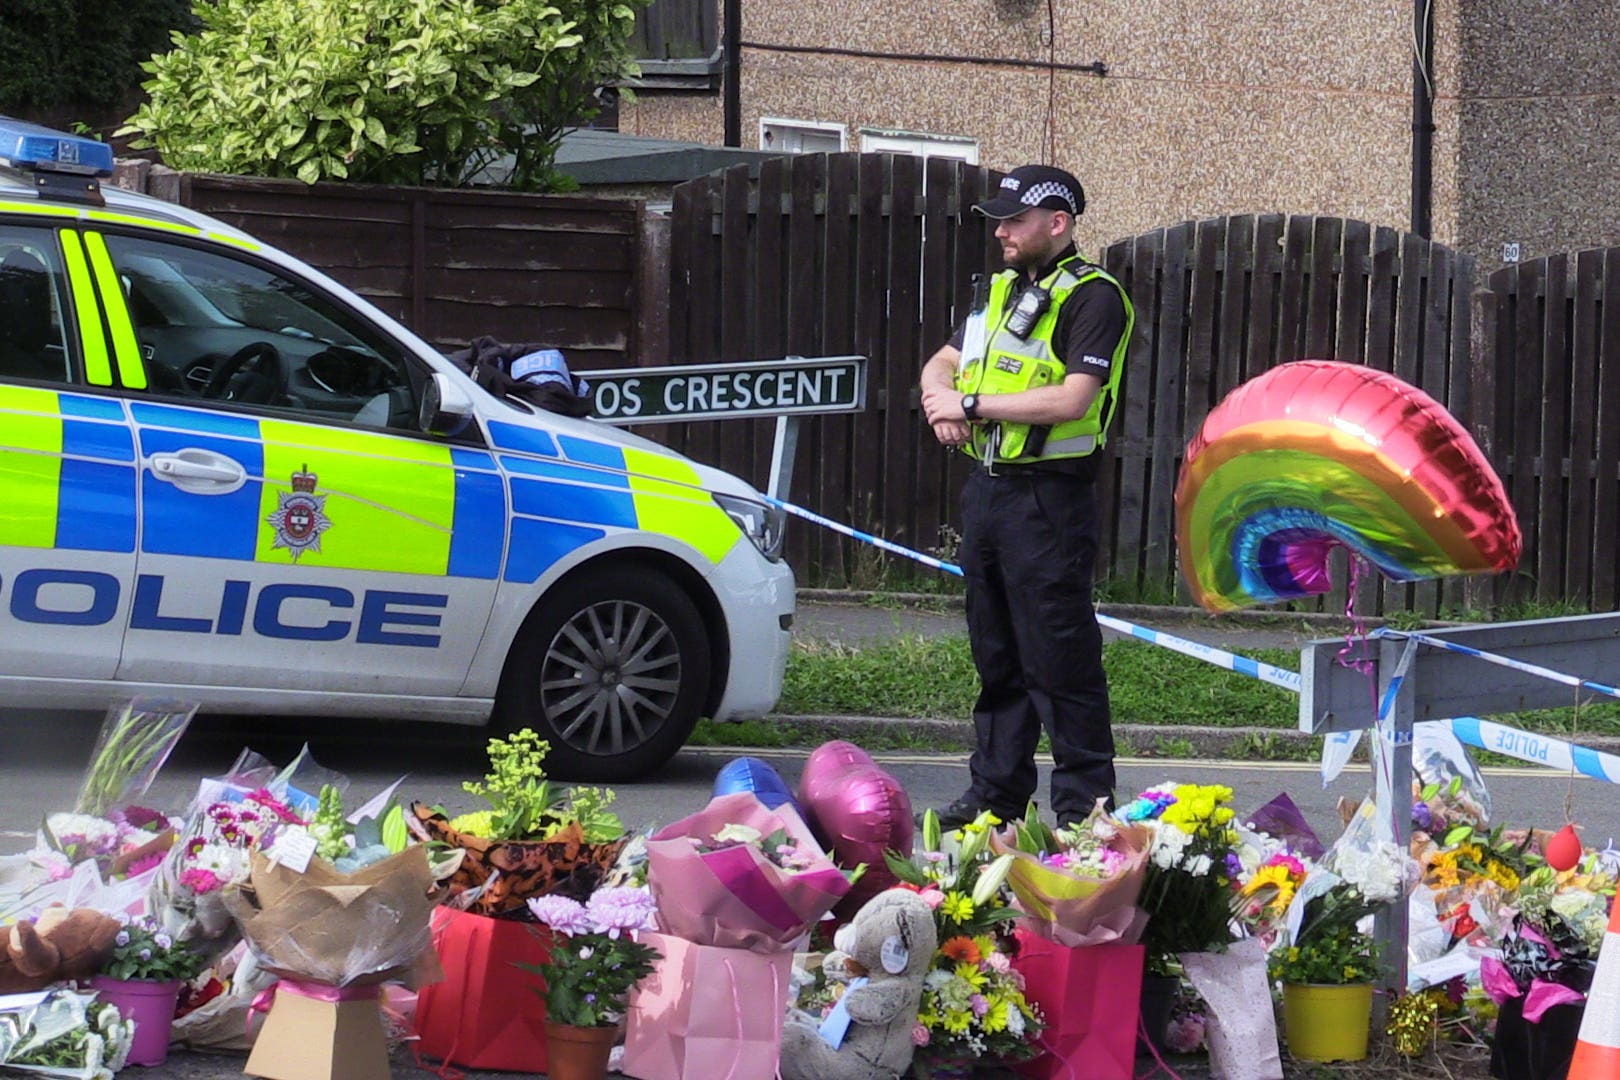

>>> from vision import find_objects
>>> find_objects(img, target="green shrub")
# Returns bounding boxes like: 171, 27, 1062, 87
120, 0, 644, 189
0, 0, 192, 111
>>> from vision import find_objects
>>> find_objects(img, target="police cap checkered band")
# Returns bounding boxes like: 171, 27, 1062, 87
973, 164, 1086, 219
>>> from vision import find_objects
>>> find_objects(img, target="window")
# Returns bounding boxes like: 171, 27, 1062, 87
859, 130, 979, 164
760, 119, 847, 155
101, 234, 418, 430
0, 225, 73, 385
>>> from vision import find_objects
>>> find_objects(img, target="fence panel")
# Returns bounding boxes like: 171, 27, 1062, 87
172, 174, 639, 367
1487, 248, 1620, 611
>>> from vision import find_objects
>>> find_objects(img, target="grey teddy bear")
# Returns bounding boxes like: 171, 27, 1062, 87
781, 889, 938, 1080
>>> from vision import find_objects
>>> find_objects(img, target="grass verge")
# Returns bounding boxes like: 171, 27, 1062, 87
691, 632, 1620, 755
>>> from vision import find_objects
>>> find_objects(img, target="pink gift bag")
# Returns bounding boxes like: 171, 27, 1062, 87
1011, 932, 1144, 1080
620, 931, 794, 1080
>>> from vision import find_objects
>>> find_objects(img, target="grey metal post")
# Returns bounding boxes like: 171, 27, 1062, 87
768, 415, 801, 500
1372, 635, 1415, 996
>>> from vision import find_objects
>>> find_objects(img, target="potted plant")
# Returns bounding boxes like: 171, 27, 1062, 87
1268, 880, 1384, 1063
521, 887, 662, 1080
89, 917, 205, 1067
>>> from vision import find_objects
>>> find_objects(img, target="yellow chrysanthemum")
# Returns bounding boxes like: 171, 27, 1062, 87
954, 961, 989, 990
941, 891, 975, 923
980, 993, 1009, 1033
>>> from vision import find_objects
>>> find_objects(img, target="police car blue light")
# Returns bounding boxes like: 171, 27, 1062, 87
0, 117, 115, 177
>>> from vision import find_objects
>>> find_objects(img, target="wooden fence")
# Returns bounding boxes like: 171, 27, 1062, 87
1102, 215, 1479, 616
151, 172, 644, 367
661, 153, 999, 583
1485, 249, 1620, 611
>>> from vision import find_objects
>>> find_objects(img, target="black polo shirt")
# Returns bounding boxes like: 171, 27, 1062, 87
947, 245, 1128, 382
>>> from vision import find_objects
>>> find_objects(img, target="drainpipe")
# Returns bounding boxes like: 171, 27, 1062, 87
723, 0, 741, 147
1410, 0, 1434, 238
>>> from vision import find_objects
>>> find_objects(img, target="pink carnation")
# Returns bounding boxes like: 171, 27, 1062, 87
986, 951, 1011, 974
180, 867, 223, 893
911, 1023, 930, 1047
918, 887, 945, 910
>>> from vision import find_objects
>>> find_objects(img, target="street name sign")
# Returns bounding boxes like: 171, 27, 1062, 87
587, 355, 866, 425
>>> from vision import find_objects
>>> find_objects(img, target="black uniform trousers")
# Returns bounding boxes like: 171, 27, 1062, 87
959, 465, 1115, 825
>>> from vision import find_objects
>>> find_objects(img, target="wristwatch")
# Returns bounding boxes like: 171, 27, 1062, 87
961, 393, 981, 421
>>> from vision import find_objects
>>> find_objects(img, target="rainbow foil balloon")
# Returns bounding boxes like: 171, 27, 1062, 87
1175, 360, 1521, 612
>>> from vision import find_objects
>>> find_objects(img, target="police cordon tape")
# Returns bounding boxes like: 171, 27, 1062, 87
767, 496, 1620, 785
768, 496, 1302, 691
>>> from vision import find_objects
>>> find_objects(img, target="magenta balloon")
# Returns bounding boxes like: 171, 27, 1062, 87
812, 763, 914, 873
796, 740, 878, 820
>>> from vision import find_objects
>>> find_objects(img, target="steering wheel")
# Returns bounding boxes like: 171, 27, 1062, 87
202, 342, 286, 404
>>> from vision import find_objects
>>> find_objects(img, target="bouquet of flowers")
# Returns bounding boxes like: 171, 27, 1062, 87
0, 990, 135, 1080
886, 809, 1043, 1073
989, 801, 1150, 946
522, 887, 661, 1027
1481, 852, 1617, 1016
38, 807, 179, 879
407, 729, 628, 914
148, 748, 321, 955
71, 700, 196, 820
1119, 783, 1241, 973
1231, 850, 1310, 945
646, 791, 852, 950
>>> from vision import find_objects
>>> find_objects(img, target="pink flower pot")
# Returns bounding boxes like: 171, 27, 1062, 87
90, 975, 182, 1067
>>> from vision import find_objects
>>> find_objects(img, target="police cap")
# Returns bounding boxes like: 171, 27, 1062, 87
973, 164, 1085, 219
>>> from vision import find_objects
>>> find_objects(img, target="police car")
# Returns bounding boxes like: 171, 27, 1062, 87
0, 117, 794, 780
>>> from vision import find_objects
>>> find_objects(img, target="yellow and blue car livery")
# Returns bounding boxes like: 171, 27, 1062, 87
0, 118, 794, 779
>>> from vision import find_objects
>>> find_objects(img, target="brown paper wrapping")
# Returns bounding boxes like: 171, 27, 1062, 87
224, 847, 443, 988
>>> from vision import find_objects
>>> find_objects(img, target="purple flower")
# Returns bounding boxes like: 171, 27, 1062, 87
1412, 801, 1434, 831
970, 994, 989, 1017
155, 932, 172, 950
585, 887, 657, 935
1224, 853, 1243, 879
114, 931, 131, 948
138, 948, 152, 962
527, 895, 592, 936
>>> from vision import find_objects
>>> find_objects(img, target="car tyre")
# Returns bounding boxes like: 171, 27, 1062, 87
496, 566, 711, 781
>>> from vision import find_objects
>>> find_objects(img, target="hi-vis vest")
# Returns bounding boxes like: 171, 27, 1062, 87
954, 257, 1134, 465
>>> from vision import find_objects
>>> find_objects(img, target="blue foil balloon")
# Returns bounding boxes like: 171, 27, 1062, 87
714, 756, 797, 811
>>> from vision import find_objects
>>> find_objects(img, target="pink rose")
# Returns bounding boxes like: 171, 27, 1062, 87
911, 1024, 930, 1047
918, 887, 945, 910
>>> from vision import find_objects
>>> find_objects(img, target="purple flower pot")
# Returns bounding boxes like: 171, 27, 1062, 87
90, 975, 181, 1067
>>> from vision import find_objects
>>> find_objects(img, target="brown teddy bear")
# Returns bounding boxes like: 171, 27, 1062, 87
0, 907, 123, 992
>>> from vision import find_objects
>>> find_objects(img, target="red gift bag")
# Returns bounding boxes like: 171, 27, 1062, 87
1011, 931, 1144, 1080
412, 907, 554, 1072
620, 931, 794, 1080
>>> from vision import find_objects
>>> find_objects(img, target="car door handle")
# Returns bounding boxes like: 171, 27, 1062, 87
149, 448, 248, 495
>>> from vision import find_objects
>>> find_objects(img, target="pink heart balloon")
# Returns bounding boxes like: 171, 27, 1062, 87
797, 740, 879, 834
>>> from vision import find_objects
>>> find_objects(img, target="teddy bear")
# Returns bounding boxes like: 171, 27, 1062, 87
0, 907, 123, 993
780, 888, 938, 1080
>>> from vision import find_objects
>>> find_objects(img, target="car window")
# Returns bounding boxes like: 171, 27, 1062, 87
99, 233, 419, 431
0, 225, 74, 385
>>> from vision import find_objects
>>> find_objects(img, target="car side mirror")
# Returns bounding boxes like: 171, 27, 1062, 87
420, 372, 476, 437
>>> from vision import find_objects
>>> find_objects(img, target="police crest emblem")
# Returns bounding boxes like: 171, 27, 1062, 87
267, 465, 332, 560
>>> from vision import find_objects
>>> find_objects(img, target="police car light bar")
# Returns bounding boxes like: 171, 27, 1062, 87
0, 117, 115, 177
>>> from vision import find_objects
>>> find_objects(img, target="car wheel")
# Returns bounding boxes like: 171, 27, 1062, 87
497, 566, 711, 781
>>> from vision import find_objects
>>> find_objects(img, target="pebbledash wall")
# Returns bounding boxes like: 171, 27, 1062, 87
619, 0, 1620, 269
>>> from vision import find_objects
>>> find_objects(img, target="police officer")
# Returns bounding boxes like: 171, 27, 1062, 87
918, 164, 1134, 829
